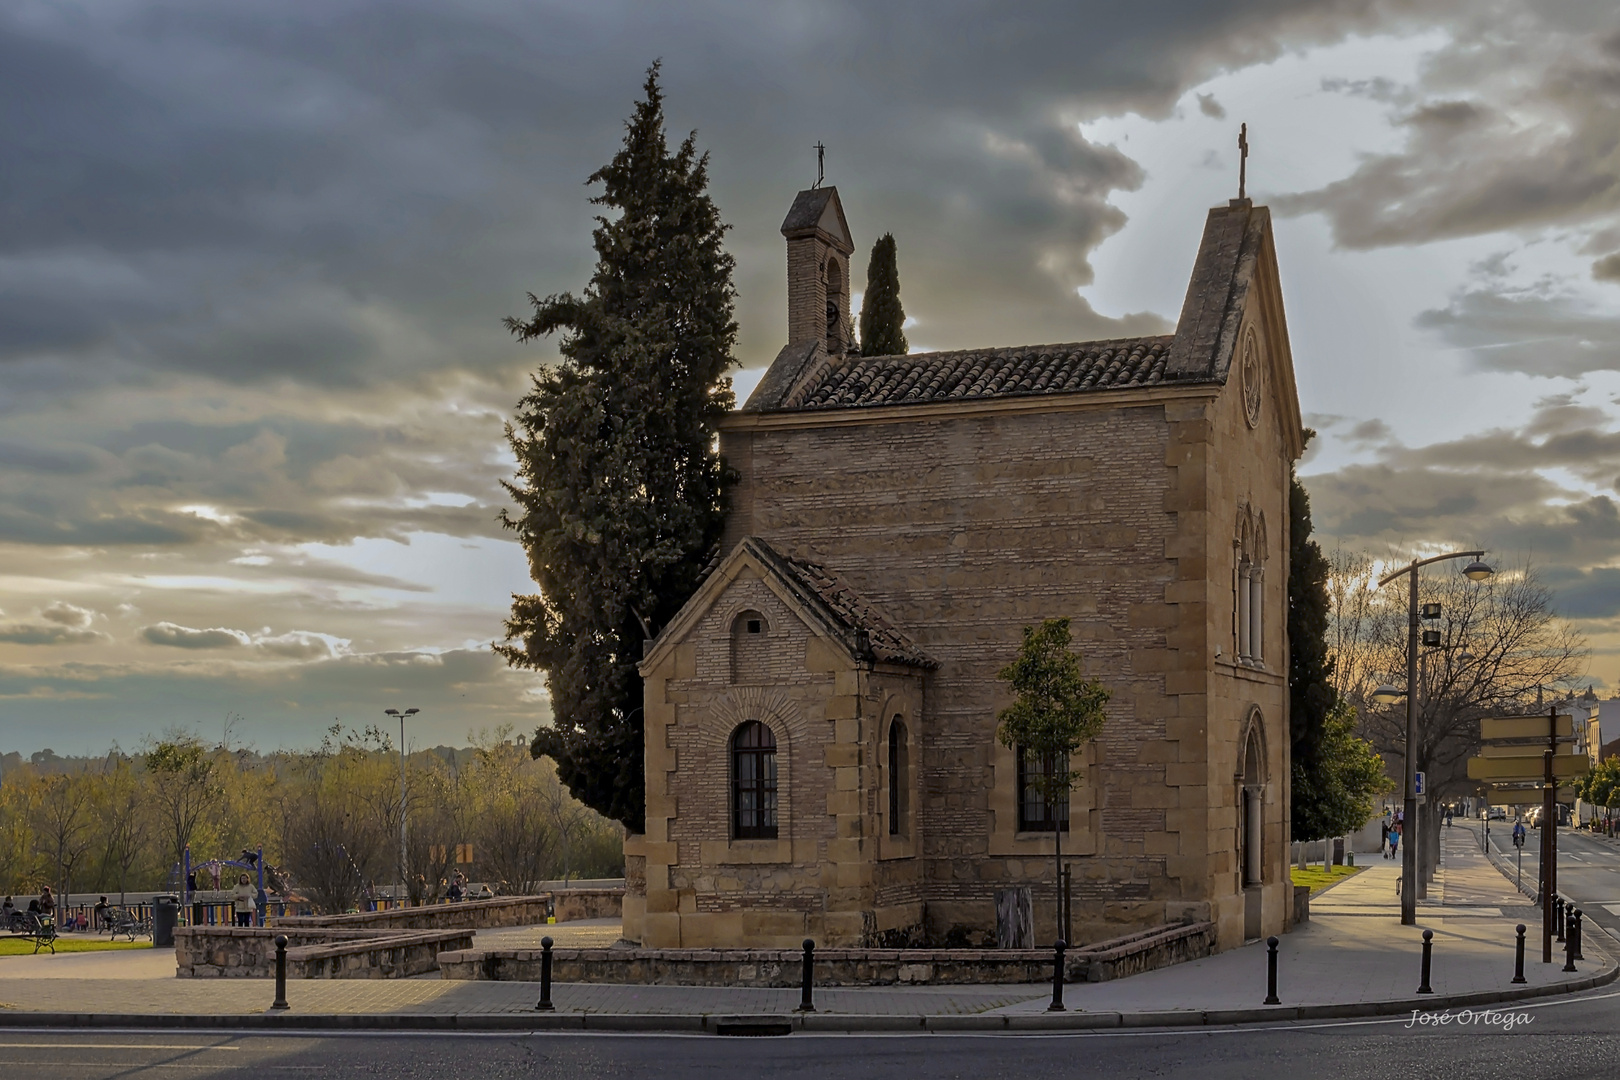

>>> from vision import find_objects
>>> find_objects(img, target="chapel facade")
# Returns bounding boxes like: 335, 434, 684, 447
621, 186, 1305, 953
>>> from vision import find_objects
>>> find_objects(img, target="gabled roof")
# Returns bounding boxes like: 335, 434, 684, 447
771, 336, 1174, 411
780, 186, 854, 255
639, 536, 936, 676
740, 199, 1306, 460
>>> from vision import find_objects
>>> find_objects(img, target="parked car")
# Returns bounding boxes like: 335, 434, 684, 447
1488, 806, 1508, 820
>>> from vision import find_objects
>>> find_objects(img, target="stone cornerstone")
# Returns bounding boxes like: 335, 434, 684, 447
624, 188, 1305, 954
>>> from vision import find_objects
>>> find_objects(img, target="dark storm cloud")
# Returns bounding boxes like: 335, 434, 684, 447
140, 622, 251, 649
1277, 6, 1620, 247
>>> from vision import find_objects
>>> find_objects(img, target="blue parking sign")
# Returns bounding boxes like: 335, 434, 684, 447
1414, 771, 1426, 795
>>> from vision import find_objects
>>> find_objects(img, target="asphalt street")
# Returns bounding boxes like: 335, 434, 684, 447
5, 989, 1620, 1080
1478, 820, 1620, 939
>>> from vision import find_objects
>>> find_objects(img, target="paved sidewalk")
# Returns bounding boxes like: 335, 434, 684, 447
0, 829, 1609, 1031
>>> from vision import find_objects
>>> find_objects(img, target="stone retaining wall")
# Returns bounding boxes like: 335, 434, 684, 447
175, 926, 475, 978
438, 921, 1215, 987
270, 890, 621, 933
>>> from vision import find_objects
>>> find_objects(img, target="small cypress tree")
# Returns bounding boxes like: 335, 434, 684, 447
859, 233, 908, 357
497, 63, 737, 832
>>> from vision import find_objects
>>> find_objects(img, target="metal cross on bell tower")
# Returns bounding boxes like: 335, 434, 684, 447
813, 141, 826, 189
1238, 123, 1249, 201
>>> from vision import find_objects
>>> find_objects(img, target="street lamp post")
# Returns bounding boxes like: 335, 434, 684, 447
384, 707, 420, 907
1376, 552, 1493, 926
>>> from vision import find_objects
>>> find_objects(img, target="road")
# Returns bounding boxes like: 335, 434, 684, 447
1478, 819, 1620, 940
5, 993, 1620, 1080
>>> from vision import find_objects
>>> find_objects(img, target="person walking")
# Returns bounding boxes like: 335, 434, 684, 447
1389, 821, 1401, 862
1380, 819, 1391, 859
231, 872, 257, 927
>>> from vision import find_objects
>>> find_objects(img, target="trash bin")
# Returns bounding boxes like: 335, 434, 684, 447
153, 895, 180, 948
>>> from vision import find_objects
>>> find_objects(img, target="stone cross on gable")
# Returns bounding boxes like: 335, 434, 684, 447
1238, 123, 1249, 201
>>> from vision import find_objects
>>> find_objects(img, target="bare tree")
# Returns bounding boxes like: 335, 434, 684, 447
33, 771, 96, 919
94, 753, 151, 906
1333, 558, 1586, 879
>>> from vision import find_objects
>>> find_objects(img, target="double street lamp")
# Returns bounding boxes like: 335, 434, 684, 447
1373, 552, 1493, 926
385, 707, 421, 906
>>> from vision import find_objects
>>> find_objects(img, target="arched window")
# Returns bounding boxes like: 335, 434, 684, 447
1017, 747, 1069, 833
888, 718, 908, 837
731, 721, 778, 840
1235, 507, 1266, 664
1239, 717, 1264, 888
825, 258, 845, 355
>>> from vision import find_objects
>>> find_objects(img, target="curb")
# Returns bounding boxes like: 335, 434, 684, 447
0, 961, 1614, 1034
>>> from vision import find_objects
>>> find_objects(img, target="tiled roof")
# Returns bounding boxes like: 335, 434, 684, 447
784, 335, 1178, 411
746, 538, 936, 669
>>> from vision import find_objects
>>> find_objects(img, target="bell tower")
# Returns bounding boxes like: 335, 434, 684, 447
781, 187, 855, 357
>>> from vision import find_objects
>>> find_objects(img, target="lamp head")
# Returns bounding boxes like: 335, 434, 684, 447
405, 708, 420, 716
1462, 559, 1494, 582
384, 709, 400, 717
1371, 683, 1404, 706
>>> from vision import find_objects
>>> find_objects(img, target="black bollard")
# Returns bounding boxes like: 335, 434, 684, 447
1573, 909, 1584, 962
1048, 940, 1067, 1013
536, 936, 554, 1011
1555, 896, 1566, 942
271, 934, 289, 1010
1563, 918, 1578, 973
1264, 936, 1280, 1005
797, 939, 816, 1013
1417, 929, 1434, 994
1512, 923, 1527, 984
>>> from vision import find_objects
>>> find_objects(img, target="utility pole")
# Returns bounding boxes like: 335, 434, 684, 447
384, 707, 420, 906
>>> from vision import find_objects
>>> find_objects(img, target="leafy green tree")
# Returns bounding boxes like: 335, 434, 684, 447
499, 63, 737, 832
995, 617, 1110, 935
143, 734, 224, 875
1291, 700, 1392, 841
859, 233, 908, 357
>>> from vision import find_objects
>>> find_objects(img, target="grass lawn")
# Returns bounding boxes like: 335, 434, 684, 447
0, 936, 153, 958
1290, 864, 1365, 895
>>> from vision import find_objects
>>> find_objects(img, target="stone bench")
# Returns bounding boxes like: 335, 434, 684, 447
438, 921, 1216, 986
288, 929, 475, 979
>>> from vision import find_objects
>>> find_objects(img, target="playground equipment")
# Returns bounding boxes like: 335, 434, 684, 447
179, 844, 266, 926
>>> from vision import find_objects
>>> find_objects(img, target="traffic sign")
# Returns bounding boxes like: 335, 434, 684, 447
1481, 714, 1575, 742
1467, 755, 1590, 781
1479, 741, 1580, 759
1414, 771, 1426, 796
1487, 787, 1576, 806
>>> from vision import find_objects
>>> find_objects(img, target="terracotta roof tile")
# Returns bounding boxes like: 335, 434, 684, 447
744, 539, 936, 669
783, 335, 1177, 411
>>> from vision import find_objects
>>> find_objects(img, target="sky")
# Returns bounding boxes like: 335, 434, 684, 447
2, 0, 1618, 755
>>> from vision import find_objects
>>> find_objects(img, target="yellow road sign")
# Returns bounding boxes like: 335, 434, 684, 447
1467, 754, 1590, 781
1478, 741, 1581, 759
1481, 715, 1575, 741
1488, 788, 1576, 806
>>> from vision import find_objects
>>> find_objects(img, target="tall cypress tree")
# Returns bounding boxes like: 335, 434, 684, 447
497, 64, 736, 832
859, 233, 908, 357
1288, 440, 1343, 837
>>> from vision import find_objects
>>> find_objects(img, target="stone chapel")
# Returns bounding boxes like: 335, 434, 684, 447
621, 186, 1305, 953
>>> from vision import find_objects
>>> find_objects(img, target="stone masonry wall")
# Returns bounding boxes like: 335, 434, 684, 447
720, 396, 1196, 945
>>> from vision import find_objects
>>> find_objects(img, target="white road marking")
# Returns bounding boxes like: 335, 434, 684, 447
0, 1043, 239, 1050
